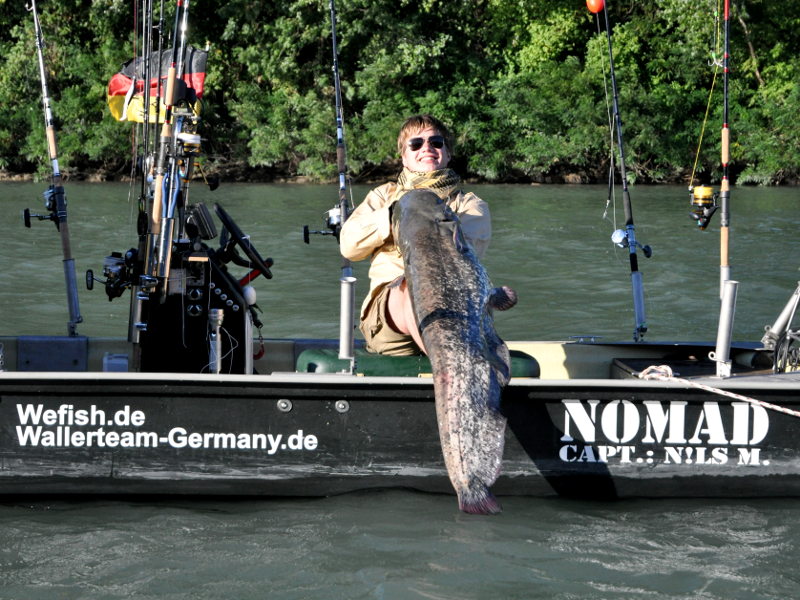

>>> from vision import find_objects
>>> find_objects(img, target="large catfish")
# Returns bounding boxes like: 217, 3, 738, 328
391, 190, 516, 515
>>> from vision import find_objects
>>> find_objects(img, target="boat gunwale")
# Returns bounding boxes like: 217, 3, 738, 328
0, 369, 799, 393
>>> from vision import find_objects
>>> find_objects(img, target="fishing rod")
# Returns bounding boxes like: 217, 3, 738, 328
305, 0, 354, 244
149, 0, 189, 286
161, 0, 195, 235
127, 0, 157, 344
329, 0, 353, 241
139, 0, 155, 203
718, 0, 732, 295
588, 0, 651, 342
709, 0, 738, 378
688, 1, 732, 287
91, 0, 212, 350
304, 0, 357, 368
682, 0, 737, 376
23, 0, 83, 336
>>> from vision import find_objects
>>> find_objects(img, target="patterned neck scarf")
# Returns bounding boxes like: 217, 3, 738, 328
392, 167, 461, 203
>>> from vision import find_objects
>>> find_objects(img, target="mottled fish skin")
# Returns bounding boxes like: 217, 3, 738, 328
391, 190, 514, 515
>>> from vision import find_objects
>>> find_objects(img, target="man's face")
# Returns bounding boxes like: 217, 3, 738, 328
401, 127, 451, 172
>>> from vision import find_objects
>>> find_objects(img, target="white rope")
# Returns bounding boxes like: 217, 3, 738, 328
638, 365, 800, 419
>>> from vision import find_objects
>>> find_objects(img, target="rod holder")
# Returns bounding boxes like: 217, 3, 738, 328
63, 257, 83, 336
208, 308, 224, 374
761, 281, 800, 351
338, 275, 357, 370
156, 217, 175, 279
710, 279, 738, 378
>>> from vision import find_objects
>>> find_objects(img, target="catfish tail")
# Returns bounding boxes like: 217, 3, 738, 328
457, 481, 503, 515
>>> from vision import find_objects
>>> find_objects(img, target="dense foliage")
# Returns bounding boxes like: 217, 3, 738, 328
1, 0, 798, 184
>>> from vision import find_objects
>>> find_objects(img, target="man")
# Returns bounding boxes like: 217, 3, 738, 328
340, 114, 491, 355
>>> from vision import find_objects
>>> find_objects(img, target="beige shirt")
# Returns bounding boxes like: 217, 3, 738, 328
340, 181, 492, 318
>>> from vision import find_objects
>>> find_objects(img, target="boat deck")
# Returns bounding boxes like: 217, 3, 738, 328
0, 335, 770, 380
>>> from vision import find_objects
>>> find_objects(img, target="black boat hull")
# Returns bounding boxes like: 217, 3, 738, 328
1, 371, 798, 499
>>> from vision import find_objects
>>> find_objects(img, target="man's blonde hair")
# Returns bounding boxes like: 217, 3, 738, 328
396, 114, 454, 156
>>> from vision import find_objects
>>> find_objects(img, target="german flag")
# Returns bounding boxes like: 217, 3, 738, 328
107, 45, 208, 123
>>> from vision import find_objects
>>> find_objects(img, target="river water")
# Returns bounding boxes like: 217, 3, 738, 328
1, 182, 799, 598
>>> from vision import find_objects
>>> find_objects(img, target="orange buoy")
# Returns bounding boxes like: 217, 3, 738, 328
586, 0, 605, 14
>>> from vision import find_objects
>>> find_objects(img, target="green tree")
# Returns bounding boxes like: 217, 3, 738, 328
0, 0, 798, 185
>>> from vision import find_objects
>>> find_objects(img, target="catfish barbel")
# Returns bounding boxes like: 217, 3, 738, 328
392, 190, 516, 514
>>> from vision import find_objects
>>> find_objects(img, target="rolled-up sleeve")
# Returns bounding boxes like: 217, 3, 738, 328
340, 183, 396, 261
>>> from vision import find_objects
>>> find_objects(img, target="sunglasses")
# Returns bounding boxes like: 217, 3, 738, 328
407, 135, 445, 151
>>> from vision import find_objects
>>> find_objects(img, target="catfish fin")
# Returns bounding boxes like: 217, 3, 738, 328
489, 286, 517, 311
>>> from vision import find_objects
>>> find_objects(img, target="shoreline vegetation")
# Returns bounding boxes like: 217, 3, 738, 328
3, 164, 797, 187
0, 162, 672, 186
2, 1, 798, 187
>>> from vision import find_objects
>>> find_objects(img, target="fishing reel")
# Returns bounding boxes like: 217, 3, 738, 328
773, 330, 800, 373
689, 185, 719, 230
22, 184, 65, 231
85, 248, 140, 301
611, 228, 652, 257
303, 206, 345, 243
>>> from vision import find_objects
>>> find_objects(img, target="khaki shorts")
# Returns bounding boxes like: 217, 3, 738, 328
359, 280, 421, 356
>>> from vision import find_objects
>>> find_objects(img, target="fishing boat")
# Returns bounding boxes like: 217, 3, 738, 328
2, 0, 799, 504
